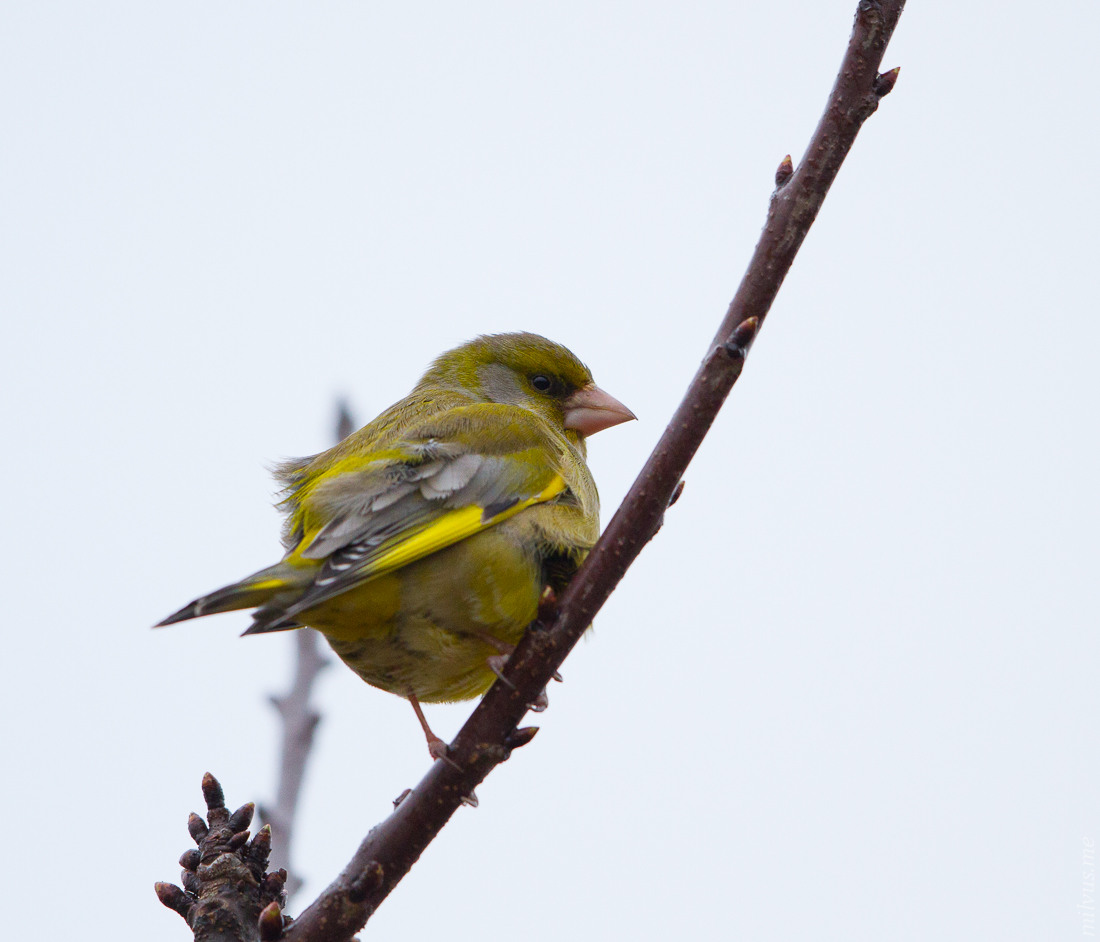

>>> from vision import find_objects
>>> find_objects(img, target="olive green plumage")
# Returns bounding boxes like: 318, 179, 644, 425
158, 332, 634, 706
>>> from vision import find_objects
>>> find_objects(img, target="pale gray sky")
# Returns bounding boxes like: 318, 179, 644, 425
3, 3, 1098, 939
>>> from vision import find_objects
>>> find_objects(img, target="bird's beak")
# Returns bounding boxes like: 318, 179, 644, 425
563, 384, 636, 436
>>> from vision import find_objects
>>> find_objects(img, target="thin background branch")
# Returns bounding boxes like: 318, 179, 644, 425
260, 404, 355, 894
282, 1, 907, 939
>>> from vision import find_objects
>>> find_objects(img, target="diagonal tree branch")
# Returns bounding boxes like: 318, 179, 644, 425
283, 2, 906, 939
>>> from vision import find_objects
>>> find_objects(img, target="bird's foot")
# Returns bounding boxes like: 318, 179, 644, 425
409, 694, 462, 770
486, 653, 516, 689
427, 735, 463, 772
528, 687, 549, 713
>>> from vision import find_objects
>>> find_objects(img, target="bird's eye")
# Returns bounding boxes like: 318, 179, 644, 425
531, 375, 552, 392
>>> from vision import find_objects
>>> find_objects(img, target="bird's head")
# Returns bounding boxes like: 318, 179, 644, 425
419, 332, 635, 437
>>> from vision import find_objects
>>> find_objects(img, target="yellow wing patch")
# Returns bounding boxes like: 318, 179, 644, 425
247, 577, 291, 591
357, 473, 567, 580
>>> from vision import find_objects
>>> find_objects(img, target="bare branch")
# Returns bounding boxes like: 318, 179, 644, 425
259, 408, 356, 893
283, 2, 906, 939
156, 774, 288, 942
261, 628, 327, 895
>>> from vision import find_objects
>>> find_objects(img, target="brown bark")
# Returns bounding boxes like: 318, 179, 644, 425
157, 774, 289, 941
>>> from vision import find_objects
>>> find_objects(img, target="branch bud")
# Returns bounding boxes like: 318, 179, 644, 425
723, 317, 761, 360
775, 154, 794, 188
262, 870, 287, 899
505, 726, 540, 750
667, 479, 686, 508
229, 802, 255, 832
187, 812, 208, 844
249, 824, 273, 866
201, 772, 225, 811
155, 882, 192, 919
258, 902, 284, 941
873, 66, 900, 97
178, 848, 201, 872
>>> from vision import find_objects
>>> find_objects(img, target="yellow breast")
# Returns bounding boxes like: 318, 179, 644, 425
301, 523, 542, 702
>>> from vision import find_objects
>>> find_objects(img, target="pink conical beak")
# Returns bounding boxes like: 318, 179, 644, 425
563, 384, 636, 436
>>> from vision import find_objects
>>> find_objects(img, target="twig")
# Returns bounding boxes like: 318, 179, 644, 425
156, 773, 288, 941
283, 2, 906, 939
260, 404, 355, 893
261, 629, 326, 896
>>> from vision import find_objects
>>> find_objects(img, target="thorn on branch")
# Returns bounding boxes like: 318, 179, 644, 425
873, 66, 900, 97
393, 788, 412, 808
775, 154, 794, 188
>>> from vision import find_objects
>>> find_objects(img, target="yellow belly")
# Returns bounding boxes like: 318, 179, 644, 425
300, 524, 541, 702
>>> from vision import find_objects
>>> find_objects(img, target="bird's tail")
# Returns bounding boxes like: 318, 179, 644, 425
154, 562, 311, 628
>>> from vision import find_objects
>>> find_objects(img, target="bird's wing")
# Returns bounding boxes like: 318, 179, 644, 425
250, 407, 569, 630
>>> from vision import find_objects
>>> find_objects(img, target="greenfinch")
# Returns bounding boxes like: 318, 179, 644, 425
158, 332, 634, 756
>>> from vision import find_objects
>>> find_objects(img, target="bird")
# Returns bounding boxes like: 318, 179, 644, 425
157, 332, 635, 759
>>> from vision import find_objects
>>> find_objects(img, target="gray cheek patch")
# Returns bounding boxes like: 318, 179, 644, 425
477, 362, 526, 405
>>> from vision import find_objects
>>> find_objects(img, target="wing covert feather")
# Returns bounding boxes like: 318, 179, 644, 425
265, 405, 577, 626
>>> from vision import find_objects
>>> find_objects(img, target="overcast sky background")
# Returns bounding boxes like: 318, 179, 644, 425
3, 3, 1098, 939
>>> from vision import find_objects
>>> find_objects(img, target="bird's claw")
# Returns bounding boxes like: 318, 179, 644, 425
527, 687, 549, 713
487, 653, 516, 689
428, 737, 462, 772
